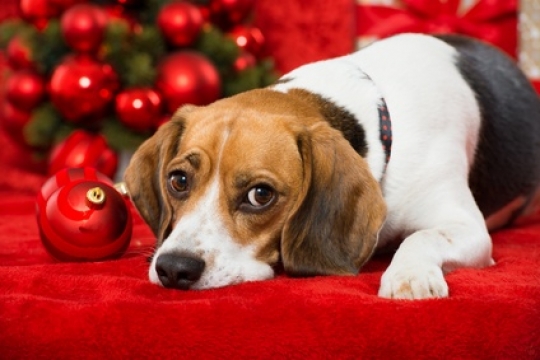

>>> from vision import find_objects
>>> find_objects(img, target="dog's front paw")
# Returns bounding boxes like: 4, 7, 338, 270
378, 262, 448, 300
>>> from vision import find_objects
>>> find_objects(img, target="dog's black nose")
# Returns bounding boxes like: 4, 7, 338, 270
155, 253, 205, 290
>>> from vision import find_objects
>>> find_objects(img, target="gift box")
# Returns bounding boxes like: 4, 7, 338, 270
356, 0, 518, 57
520, 0, 540, 90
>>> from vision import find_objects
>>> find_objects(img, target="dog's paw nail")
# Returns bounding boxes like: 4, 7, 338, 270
378, 264, 449, 300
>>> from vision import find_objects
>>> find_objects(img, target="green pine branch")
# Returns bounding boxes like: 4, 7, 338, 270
3, 0, 278, 155
0, 20, 27, 48
23, 104, 64, 148
33, 20, 71, 75
195, 26, 240, 74
103, 22, 165, 87
101, 117, 149, 151
223, 60, 279, 97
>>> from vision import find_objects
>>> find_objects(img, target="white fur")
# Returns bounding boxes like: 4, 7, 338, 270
276, 34, 494, 299
149, 177, 275, 289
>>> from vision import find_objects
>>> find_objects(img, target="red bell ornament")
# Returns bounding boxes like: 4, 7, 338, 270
48, 130, 118, 179
49, 55, 119, 122
37, 168, 132, 262
155, 51, 221, 113
5, 70, 45, 111
115, 87, 163, 132
61, 4, 107, 53
157, 1, 204, 47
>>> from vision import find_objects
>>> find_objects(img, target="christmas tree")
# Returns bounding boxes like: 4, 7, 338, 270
0, 0, 276, 178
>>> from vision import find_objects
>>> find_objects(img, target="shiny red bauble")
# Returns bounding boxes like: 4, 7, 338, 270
157, 1, 204, 47
48, 130, 119, 179
104, 5, 139, 32
5, 70, 45, 110
115, 0, 144, 6
229, 26, 265, 57
49, 55, 119, 122
48, 0, 86, 13
115, 87, 163, 132
210, 0, 254, 28
61, 4, 107, 53
20, 0, 58, 30
233, 51, 256, 72
0, 101, 32, 145
37, 168, 132, 262
155, 51, 221, 113
6, 36, 34, 70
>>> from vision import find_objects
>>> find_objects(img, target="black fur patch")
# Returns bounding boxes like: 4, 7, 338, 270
437, 35, 540, 217
288, 89, 368, 157
275, 77, 293, 85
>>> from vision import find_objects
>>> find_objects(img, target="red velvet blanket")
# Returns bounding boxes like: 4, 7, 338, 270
2, 177, 540, 359
2, 0, 540, 358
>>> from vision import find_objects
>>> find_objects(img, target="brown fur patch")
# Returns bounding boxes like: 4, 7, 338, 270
396, 282, 413, 296
126, 88, 385, 275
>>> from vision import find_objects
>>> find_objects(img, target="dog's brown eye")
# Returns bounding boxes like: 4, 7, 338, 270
168, 171, 189, 194
246, 186, 275, 208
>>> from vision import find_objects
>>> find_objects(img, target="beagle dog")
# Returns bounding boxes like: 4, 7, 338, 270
125, 34, 540, 299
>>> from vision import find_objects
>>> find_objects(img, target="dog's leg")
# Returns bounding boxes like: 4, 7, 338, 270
378, 183, 494, 299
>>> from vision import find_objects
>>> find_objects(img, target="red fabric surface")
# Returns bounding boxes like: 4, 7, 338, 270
2, 192, 540, 359
2, 1, 540, 359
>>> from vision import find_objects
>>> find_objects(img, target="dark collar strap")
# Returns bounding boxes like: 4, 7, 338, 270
378, 98, 392, 164
362, 70, 392, 167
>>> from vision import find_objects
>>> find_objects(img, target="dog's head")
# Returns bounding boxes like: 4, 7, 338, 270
124, 89, 386, 290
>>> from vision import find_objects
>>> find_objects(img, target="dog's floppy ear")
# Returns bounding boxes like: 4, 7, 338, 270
124, 105, 195, 242
282, 122, 387, 276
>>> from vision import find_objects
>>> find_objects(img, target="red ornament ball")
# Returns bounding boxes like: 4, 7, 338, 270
104, 5, 139, 32
115, 0, 144, 7
0, 101, 32, 145
20, 0, 58, 30
48, 0, 86, 13
37, 168, 132, 262
39, 167, 113, 203
233, 51, 256, 72
6, 36, 34, 70
115, 87, 163, 132
48, 130, 119, 179
49, 55, 119, 122
156, 51, 221, 113
229, 26, 265, 57
210, 0, 254, 28
158, 1, 204, 47
5, 70, 45, 110
61, 4, 107, 53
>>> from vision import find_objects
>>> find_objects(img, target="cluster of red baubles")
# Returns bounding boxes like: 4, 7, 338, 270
2, 0, 265, 179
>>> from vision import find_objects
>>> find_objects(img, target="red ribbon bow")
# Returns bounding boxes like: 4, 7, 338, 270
357, 0, 517, 56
